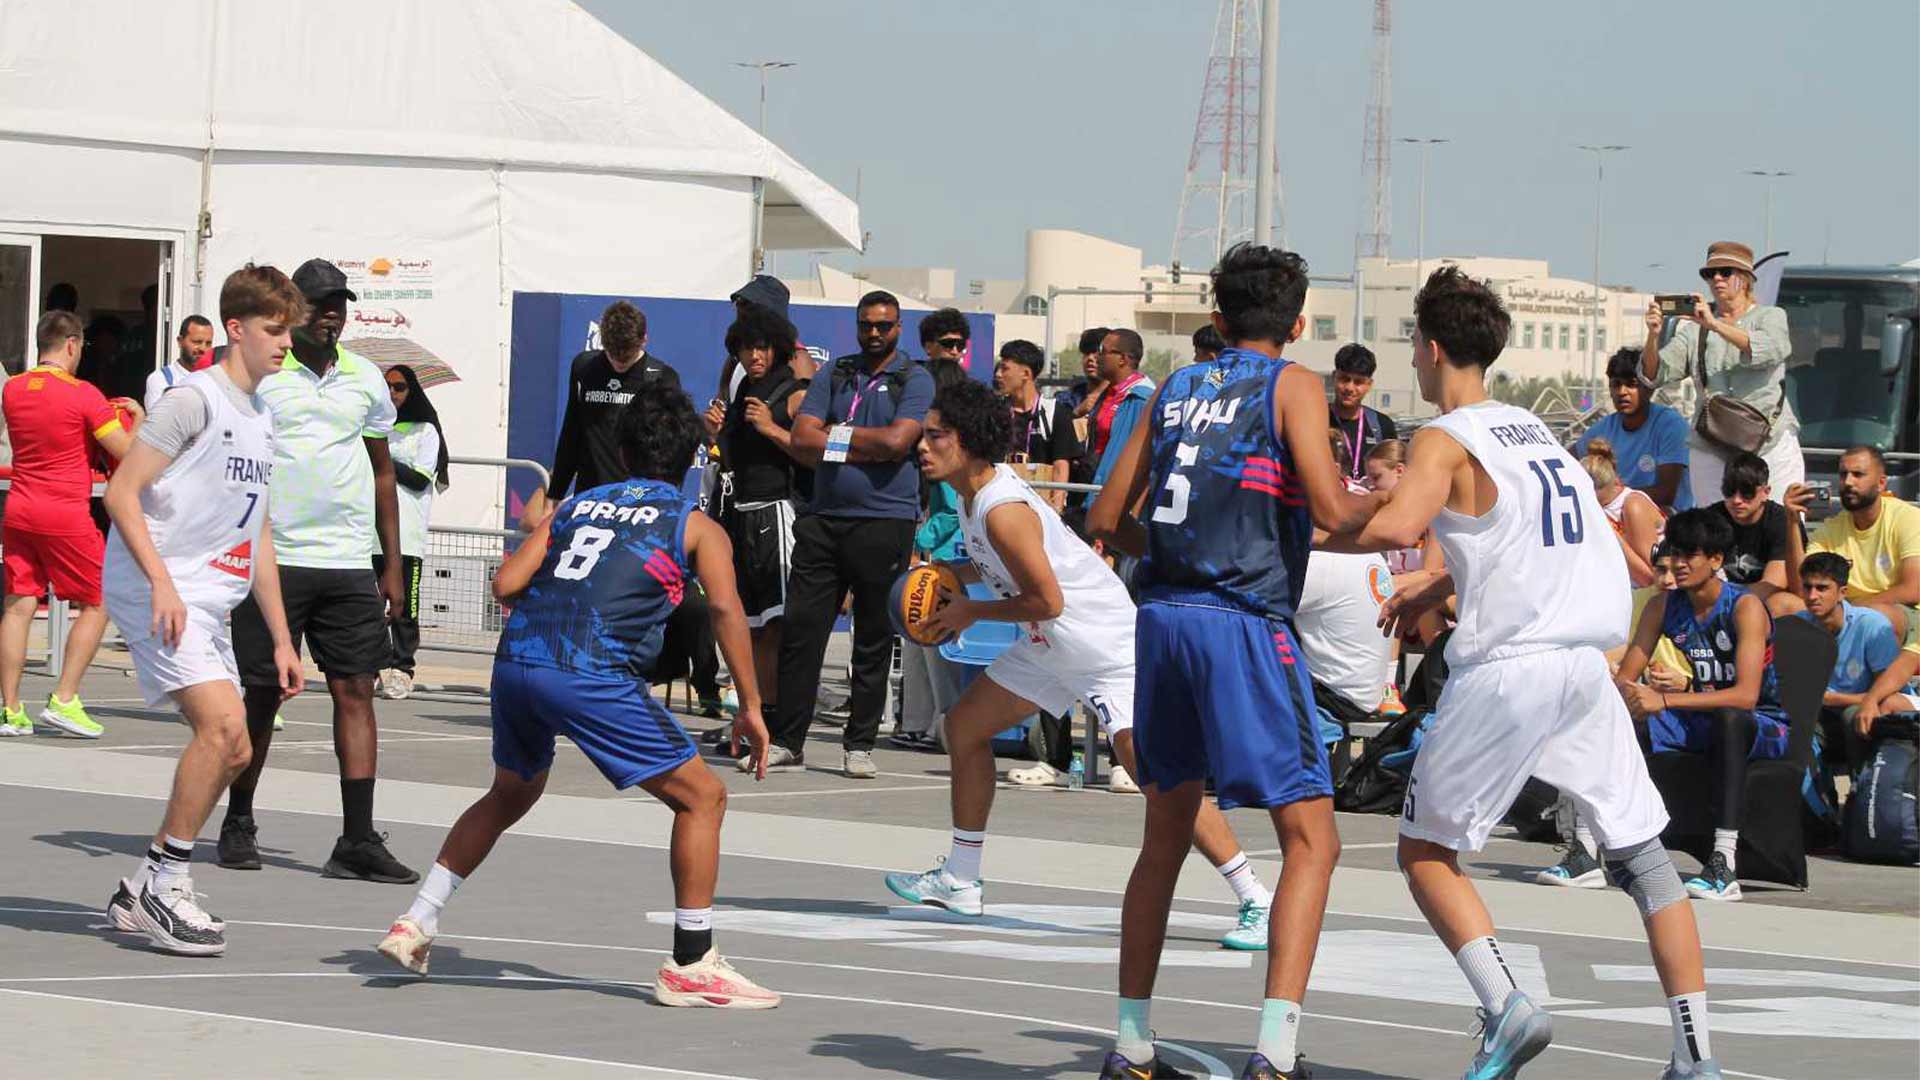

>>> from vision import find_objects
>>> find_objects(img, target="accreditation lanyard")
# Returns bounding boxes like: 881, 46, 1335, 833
844, 357, 896, 421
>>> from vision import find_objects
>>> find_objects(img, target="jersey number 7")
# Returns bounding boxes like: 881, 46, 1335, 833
1526, 459, 1585, 547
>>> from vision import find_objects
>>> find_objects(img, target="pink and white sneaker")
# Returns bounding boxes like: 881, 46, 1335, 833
653, 949, 780, 1009
376, 915, 433, 976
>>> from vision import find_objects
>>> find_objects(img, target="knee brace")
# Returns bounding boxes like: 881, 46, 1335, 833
1604, 837, 1688, 918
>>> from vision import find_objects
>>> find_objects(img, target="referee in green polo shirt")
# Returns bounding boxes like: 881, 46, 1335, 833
218, 259, 418, 884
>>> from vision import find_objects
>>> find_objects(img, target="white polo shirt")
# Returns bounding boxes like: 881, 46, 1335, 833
255, 345, 396, 568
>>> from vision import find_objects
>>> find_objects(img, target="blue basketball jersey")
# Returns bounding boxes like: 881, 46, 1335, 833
1659, 582, 1782, 712
498, 479, 691, 679
1136, 348, 1311, 619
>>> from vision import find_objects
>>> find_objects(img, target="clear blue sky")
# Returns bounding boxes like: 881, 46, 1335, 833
586, 0, 1919, 292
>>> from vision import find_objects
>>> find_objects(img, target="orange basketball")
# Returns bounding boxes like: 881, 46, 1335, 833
889, 563, 961, 646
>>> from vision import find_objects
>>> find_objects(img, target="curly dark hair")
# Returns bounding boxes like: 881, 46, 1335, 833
600, 300, 647, 358
919, 307, 970, 347
1333, 342, 1377, 377
1604, 346, 1643, 383
1413, 266, 1510, 369
724, 303, 797, 363
1211, 242, 1309, 345
931, 376, 1012, 464
616, 384, 705, 482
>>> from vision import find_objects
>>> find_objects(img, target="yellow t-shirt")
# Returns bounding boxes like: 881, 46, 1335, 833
1809, 496, 1920, 598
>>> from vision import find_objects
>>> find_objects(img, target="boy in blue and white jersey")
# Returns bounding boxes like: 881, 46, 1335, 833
1088, 243, 1379, 1080
376, 385, 780, 1010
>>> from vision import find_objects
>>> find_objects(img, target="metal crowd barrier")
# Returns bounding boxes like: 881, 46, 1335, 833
415, 456, 551, 661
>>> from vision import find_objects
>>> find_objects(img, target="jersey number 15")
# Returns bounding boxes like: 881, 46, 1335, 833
1526, 459, 1585, 547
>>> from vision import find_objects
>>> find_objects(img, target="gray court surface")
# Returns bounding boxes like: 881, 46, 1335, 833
5, 656, 1917, 1079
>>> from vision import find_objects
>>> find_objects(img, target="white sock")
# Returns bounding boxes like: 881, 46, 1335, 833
1455, 936, 1519, 1013
1216, 852, 1271, 907
1711, 829, 1738, 871
1573, 815, 1596, 860
946, 828, 985, 883
133, 843, 166, 890
674, 906, 713, 931
1115, 996, 1153, 1062
405, 862, 463, 936
1254, 998, 1302, 1064
152, 835, 194, 888
1668, 991, 1711, 1068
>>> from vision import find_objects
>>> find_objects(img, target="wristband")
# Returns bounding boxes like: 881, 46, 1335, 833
823, 424, 854, 463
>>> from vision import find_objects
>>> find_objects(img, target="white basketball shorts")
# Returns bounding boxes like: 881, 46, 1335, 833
109, 599, 241, 708
1399, 645, 1669, 853
984, 640, 1134, 735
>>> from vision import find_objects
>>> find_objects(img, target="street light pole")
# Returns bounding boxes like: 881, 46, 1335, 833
735, 60, 796, 274
1398, 138, 1449, 292
1253, 0, 1280, 247
1743, 169, 1792, 253
1578, 144, 1628, 391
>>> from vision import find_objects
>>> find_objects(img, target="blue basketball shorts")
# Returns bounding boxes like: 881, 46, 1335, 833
1647, 706, 1789, 761
1132, 601, 1332, 810
490, 659, 697, 789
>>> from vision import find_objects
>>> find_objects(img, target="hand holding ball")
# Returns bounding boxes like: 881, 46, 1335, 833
889, 564, 962, 646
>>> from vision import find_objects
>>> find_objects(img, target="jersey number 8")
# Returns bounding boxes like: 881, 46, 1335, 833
553, 526, 616, 580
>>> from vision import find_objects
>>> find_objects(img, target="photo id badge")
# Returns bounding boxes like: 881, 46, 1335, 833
823, 424, 854, 463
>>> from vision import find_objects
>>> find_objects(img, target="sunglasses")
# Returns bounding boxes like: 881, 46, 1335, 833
935, 337, 967, 351
857, 320, 897, 333
1702, 267, 1742, 280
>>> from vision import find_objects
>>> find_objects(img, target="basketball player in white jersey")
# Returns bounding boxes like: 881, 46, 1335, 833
1325, 268, 1721, 1080
99, 266, 308, 957
882, 379, 1276, 946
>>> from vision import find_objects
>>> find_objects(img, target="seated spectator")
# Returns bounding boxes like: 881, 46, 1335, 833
1295, 543, 1396, 723
1616, 509, 1789, 903
1583, 437, 1662, 588
1786, 446, 1920, 648
1794, 552, 1920, 775
1709, 451, 1799, 616
1364, 440, 1420, 572
1573, 347, 1693, 512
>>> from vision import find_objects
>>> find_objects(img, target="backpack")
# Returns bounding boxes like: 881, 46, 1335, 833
1843, 714, 1920, 865
1333, 706, 1431, 815
826, 356, 911, 422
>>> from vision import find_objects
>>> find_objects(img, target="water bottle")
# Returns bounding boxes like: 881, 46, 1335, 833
1067, 753, 1085, 790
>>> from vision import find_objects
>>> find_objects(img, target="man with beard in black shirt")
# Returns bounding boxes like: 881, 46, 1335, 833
1706, 451, 1803, 616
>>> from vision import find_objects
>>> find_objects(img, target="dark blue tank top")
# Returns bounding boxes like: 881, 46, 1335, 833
497, 478, 691, 679
1659, 581, 1782, 713
1137, 347, 1311, 619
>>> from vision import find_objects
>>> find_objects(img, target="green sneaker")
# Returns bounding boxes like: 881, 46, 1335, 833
40, 694, 103, 739
0, 705, 31, 737
273, 713, 285, 732
1220, 897, 1271, 951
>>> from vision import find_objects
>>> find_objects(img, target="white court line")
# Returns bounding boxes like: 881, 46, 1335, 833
6, 777, 1916, 973
727, 783, 950, 799
0, 974, 1234, 1080
91, 736, 477, 753
0, 908, 1786, 1079
0, 985, 748, 1078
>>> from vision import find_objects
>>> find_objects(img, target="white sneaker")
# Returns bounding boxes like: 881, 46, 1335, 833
739, 745, 805, 773
1109, 764, 1140, 794
132, 877, 226, 956
1006, 762, 1060, 787
843, 749, 877, 779
377, 914, 434, 975
379, 669, 414, 701
883, 861, 985, 917
654, 948, 781, 1009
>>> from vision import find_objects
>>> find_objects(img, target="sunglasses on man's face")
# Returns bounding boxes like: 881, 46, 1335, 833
935, 337, 967, 351
858, 320, 897, 334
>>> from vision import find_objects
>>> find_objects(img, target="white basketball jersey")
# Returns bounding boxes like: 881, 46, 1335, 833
1427, 401, 1628, 666
957, 465, 1134, 663
106, 371, 276, 613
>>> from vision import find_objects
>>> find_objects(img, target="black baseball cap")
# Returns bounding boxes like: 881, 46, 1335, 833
291, 258, 358, 303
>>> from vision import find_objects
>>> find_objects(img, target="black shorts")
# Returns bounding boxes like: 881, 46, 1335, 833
233, 566, 392, 686
722, 499, 796, 629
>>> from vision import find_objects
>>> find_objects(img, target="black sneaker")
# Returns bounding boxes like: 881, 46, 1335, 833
1240, 1052, 1311, 1079
322, 832, 420, 884
133, 878, 226, 956
218, 814, 262, 870
1532, 842, 1606, 888
1099, 1049, 1194, 1079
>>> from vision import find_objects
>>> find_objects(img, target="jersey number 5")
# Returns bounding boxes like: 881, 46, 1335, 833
1526, 459, 1585, 547
553, 526, 615, 580
1151, 443, 1201, 525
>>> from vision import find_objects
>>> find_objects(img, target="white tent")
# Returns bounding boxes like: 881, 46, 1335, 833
0, 0, 860, 523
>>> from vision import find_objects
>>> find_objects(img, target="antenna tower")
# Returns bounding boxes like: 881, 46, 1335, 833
1171, 0, 1281, 268
1355, 0, 1392, 261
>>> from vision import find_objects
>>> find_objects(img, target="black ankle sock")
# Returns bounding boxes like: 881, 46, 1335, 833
341, 778, 375, 841
672, 926, 712, 967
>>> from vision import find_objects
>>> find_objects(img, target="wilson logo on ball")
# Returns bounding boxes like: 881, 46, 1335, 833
889, 564, 960, 646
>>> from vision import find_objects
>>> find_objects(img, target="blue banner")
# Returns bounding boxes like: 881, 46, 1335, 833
507, 292, 995, 519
